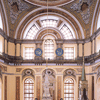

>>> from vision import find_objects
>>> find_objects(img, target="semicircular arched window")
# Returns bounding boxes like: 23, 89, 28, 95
24, 16, 75, 40
64, 78, 74, 100
24, 78, 34, 100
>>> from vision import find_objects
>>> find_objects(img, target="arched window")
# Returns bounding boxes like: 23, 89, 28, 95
97, 12, 100, 29
44, 39, 54, 60
24, 78, 34, 100
64, 78, 74, 100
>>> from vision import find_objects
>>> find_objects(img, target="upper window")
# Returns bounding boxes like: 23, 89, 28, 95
64, 47, 74, 59
97, 13, 100, 29
64, 78, 74, 100
24, 78, 34, 100
0, 13, 3, 29
44, 39, 54, 60
41, 19, 58, 28
25, 25, 39, 39
60, 24, 74, 39
24, 47, 34, 59
24, 16, 75, 40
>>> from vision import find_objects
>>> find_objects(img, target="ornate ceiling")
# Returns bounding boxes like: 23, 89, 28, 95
0, 0, 99, 39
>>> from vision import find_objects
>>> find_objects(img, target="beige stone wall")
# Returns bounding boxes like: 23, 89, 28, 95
0, 62, 98, 100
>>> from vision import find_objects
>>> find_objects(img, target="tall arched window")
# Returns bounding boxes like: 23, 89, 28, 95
44, 39, 54, 60
64, 78, 74, 100
24, 78, 34, 100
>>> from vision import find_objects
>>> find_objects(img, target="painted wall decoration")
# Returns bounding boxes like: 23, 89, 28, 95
71, 0, 92, 24
35, 48, 42, 56
56, 48, 63, 56
8, 0, 29, 24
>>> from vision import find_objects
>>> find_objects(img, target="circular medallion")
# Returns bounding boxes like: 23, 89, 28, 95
24, 0, 74, 6
35, 48, 42, 56
56, 48, 63, 56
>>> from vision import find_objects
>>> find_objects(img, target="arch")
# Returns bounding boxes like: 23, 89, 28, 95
0, 1, 9, 35
24, 78, 34, 100
91, 0, 100, 35
15, 7, 84, 39
64, 78, 74, 100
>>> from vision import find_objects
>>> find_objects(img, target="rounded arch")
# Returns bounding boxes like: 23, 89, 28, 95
15, 7, 84, 39
0, 1, 9, 35
91, 0, 100, 35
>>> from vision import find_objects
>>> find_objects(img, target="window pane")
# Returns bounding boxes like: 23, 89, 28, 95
60, 24, 74, 39
64, 47, 74, 59
64, 78, 74, 100
41, 19, 58, 28
44, 39, 54, 60
25, 24, 39, 39
25, 47, 34, 59
24, 78, 34, 100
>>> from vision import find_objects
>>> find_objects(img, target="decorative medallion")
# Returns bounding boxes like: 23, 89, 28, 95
56, 48, 63, 56
35, 48, 42, 56
24, 0, 74, 6
71, 0, 92, 24
8, 0, 29, 24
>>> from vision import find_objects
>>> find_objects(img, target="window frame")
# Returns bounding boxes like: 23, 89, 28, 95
64, 47, 74, 59
24, 78, 34, 100
64, 78, 74, 100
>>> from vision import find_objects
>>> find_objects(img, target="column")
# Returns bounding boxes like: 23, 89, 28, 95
7, 40, 8, 54
91, 40, 93, 54
4, 38, 5, 54
20, 43, 21, 57
94, 38, 96, 53
15, 43, 16, 56
77, 43, 79, 57
82, 43, 84, 57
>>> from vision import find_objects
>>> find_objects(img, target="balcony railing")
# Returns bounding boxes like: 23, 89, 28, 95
0, 51, 100, 65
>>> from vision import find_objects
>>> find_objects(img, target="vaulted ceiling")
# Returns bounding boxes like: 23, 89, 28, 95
0, 0, 99, 39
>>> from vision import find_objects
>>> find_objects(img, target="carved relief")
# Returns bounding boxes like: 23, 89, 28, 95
22, 69, 34, 79
63, 69, 76, 79
34, 68, 43, 72
8, 0, 29, 24
55, 68, 64, 72
71, 0, 92, 24
16, 68, 22, 72
42, 69, 56, 100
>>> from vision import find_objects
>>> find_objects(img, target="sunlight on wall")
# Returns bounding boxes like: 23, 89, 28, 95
97, 13, 100, 29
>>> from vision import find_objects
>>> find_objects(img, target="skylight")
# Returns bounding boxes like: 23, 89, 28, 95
25, 24, 39, 39
60, 24, 74, 39
41, 19, 58, 28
